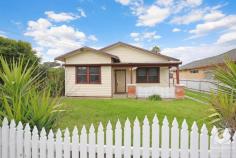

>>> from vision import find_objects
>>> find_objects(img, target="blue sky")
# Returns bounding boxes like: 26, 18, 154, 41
0, 0, 236, 64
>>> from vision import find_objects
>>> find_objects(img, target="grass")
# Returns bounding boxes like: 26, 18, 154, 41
185, 89, 210, 102
57, 97, 212, 132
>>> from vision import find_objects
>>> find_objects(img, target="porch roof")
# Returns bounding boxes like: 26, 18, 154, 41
64, 61, 181, 67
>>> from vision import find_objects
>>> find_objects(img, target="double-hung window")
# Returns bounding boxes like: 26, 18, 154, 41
76, 66, 101, 84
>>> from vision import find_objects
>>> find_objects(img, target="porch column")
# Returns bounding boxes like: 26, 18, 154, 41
176, 66, 179, 84
130, 67, 133, 84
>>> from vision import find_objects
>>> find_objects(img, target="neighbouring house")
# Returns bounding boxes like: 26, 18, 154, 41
179, 49, 236, 80
55, 42, 183, 98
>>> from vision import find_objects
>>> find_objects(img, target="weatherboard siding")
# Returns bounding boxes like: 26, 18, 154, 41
65, 50, 112, 64
65, 66, 112, 97
104, 45, 168, 63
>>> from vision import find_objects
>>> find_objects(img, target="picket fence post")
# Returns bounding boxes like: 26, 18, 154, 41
9, 120, 16, 158
56, 129, 62, 158
40, 128, 47, 158
180, 119, 189, 158
32, 126, 39, 158
24, 123, 31, 158
105, 121, 112, 158
200, 124, 208, 158
89, 124, 96, 158
161, 116, 169, 158
133, 117, 140, 158
210, 126, 219, 158
72, 127, 79, 158
171, 118, 179, 158
143, 116, 150, 158
97, 122, 104, 158
115, 120, 122, 158
2, 118, 9, 158
152, 115, 159, 158
124, 119, 131, 158
190, 122, 198, 158
64, 128, 71, 158
80, 126, 87, 158
47, 130, 55, 158
221, 128, 231, 158
232, 133, 236, 158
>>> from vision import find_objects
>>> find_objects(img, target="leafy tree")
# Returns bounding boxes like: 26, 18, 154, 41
151, 46, 161, 53
0, 37, 40, 67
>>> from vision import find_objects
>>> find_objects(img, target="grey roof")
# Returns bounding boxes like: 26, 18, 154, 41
180, 49, 236, 70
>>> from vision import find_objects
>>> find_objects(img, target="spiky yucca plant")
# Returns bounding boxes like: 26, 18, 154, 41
208, 59, 236, 140
0, 57, 63, 131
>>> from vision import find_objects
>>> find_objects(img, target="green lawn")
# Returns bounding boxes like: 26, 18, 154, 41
57, 98, 212, 131
185, 89, 210, 102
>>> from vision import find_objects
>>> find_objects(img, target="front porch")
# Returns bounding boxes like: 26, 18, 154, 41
111, 63, 183, 99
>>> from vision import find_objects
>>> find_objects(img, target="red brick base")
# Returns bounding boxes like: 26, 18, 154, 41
175, 84, 185, 99
127, 84, 136, 98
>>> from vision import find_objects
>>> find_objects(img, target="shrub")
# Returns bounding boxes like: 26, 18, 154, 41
46, 68, 65, 97
0, 57, 63, 131
148, 94, 162, 101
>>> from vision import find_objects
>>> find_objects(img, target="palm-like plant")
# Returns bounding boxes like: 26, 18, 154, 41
0, 57, 63, 131
208, 59, 236, 139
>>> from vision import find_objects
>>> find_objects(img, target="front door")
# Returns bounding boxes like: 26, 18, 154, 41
115, 70, 126, 93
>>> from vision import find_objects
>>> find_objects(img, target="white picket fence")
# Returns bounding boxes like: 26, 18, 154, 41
1, 116, 236, 158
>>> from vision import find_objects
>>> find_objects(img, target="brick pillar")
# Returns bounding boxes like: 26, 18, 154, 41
127, 84, 136, 98
175, 84, 185, 99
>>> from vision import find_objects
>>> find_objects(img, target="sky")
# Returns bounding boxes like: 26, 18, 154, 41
0, 0, 236, 64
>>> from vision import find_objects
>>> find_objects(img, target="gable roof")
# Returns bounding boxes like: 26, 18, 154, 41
180, 48, 236, 70
55, 46, 120, 62
100, 41, 181, 62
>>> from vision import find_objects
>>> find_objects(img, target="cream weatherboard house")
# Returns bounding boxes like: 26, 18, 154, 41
55, 42, 183, 98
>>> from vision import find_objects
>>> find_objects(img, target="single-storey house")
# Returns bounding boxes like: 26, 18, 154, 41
55, 42, 183, 98
179, 49, 236, 80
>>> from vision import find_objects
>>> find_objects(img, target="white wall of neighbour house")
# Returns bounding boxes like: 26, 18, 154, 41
65, 50, 112, 97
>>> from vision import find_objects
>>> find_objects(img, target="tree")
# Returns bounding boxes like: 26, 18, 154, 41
0, 37, 40, 66
151, 46, 161, 53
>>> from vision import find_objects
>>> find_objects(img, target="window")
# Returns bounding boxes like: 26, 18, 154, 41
190, 69, 199, 73
136, 67, 160, 83
76, 66, 101, 84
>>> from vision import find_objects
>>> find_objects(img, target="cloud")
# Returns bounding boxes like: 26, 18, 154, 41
88, 35, 98, 41
115, 0, 130, 5
170, 10, 204, 25
24, 18, 97, 59
189, 15, 236, 35
115, 0, 208, 27
204, 10, 225, 21
216, 31, 236, 44
162, 43, 236, 64
136, 5, 170, 27
0, 31, 7, 38
186, 0, 202, 6
157, 0, 173, 7
172, 28, 181, 32
45, 10, 85, 22
130, 31, 161, 42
